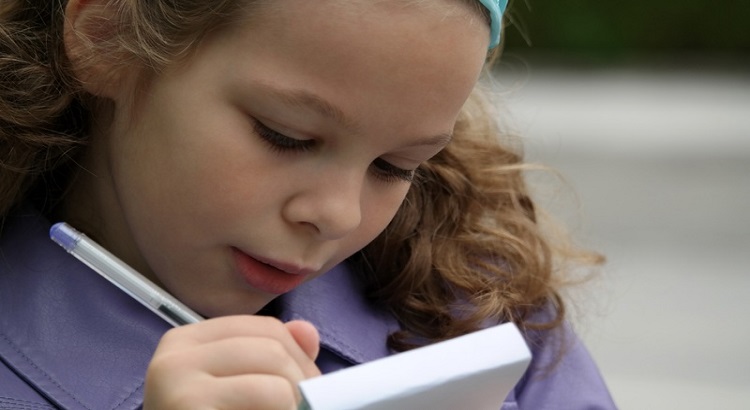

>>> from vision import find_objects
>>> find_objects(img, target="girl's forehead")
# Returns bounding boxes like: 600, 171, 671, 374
237, 0, 490, 44
209, 0, 493, 63
223, 0, 489, 72
249, 0, 487, 22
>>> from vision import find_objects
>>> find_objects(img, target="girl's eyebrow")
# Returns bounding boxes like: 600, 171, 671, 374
255, 82, 356, 129
253, 82, 454, 148
402, 132, 453, 149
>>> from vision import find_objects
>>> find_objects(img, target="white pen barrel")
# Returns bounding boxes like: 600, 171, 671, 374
51, 222, 203, 326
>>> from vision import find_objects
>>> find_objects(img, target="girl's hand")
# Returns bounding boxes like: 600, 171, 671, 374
143, 316, 321, 410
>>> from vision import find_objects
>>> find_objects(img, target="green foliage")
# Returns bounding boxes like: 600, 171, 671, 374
503, 0, 750, 52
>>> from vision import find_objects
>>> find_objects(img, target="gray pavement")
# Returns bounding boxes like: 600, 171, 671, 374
493, 63, 750, 409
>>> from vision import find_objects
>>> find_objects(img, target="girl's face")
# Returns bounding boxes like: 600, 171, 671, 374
72, 0, 489, 316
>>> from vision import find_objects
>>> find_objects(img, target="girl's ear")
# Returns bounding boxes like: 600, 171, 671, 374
63, 0, 129, 98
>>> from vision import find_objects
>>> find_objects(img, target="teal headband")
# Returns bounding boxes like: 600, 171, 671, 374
477, 0, 508, 49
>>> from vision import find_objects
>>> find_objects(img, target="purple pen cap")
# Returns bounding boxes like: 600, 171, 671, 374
50, 222, 81, 252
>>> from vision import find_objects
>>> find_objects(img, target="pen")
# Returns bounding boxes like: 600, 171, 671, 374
50, 222, 203, 327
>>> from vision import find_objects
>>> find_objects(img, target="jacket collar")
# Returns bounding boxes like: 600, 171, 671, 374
0, 208, 170, 409
0, 207, 397, 409
273, 263, 400, 366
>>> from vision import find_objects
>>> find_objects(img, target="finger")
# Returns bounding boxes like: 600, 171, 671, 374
159, 316, 291, 347
155, 316, 319, 378
285, 320, 320, 362
146, 373, 299, 410
177, 336, 308, 382
211, 374, 300, 410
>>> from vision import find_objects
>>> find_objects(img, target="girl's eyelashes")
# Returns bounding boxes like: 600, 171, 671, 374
251, 117, 415, 184
371, 158, 415, 183
252, 119, 316, 153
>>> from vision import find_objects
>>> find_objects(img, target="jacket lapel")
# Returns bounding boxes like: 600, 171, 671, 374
0, 209, 170, 410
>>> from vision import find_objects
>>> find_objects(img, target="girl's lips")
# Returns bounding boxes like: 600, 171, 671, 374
232, 248, 308, 295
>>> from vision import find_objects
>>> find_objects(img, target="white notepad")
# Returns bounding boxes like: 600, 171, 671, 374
299, 322, 531, 410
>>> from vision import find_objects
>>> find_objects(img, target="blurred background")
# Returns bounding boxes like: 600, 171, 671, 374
492, 1, 750, 408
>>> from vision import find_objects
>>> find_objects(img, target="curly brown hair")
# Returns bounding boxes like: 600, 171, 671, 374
0, 0, 601, 351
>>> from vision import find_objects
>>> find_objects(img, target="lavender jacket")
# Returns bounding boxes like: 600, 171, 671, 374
0, 208, 616, 409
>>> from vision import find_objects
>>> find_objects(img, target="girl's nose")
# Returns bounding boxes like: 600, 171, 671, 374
282, 171, 364, 240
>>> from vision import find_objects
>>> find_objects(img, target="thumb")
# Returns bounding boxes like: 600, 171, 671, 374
286, 320, 320, 362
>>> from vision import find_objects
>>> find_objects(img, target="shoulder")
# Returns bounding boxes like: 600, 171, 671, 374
512, 317, 618, 409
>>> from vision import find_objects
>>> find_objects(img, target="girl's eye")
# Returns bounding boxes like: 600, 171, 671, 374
252, 119, 315, 152
253, 118, 414, 183
371, 158, 415, 183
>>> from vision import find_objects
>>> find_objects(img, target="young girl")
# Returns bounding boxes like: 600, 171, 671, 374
0, 0, 615, 408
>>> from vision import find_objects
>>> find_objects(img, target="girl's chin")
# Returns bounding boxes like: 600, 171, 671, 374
183, 288, 279, 318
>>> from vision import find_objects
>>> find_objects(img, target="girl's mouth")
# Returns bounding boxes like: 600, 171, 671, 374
232, 248, 309, 295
